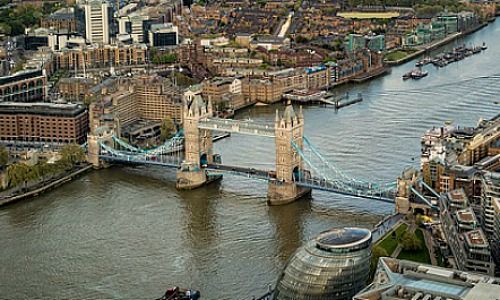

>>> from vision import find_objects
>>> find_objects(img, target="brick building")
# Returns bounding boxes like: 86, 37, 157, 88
0, 102, 88, 146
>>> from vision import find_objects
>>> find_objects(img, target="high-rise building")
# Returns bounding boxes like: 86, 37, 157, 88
84, 0, 113, 44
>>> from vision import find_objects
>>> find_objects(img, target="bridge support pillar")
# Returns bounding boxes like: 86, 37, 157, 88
86, 127, 113, 169
268, 181, 311, 205
176, 91, 215, 190
176, 168, 207, 190
268, 103, 311, 205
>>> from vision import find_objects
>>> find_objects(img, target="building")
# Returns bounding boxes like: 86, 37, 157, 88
41, 7, 80, 34
0, 70, 47, 103
58, 77, 96, 102
344, 34, 385, 52
89, 75, 183, 143
493, 195, 500, 275
0, 102, 88, 146
118, 14, 152, 44
242, 78, 283, 104
273, 227, 372, 300
149, 23, 179, 48
54, 43, 147, 70
83, 0, 113, 44
354, 257, 500, 300
480, 172, 500, 241
202, 77, 247, 112
440, 189, 496, 276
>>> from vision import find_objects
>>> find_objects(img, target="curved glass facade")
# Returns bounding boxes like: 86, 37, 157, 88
273, 228, 372, 300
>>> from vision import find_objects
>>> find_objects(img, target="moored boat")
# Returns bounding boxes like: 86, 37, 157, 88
156, 287, 201, 300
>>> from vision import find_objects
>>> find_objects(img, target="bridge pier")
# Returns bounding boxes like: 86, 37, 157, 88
267, 103, 311, 205
87, 127, 114, 168
176, 90, 215, 190
176, 165, 208, 190
268, 181, 311, 205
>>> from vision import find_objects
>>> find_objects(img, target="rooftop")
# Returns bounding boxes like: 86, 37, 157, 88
456, 208, 476, 224
448, 188, 468, 203
464, 229, 488, 247
354, 257, 500, 300
315, 227, 371, 250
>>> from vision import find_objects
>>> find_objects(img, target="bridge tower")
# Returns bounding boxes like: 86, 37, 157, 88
87, 126, 114, 168
268, 104, 311, 205
176, 94, 214, 189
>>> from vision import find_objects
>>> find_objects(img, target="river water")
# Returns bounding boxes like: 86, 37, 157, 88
1, 20, 499, 300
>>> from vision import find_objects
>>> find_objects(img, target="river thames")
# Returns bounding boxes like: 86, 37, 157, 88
1, 20, 499, 300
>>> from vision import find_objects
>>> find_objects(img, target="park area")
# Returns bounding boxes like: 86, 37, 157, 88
372, 222, 432, 270
384, 49, 418, 62
337, 11, 400, 19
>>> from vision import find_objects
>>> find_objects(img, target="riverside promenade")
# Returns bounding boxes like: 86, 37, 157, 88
0, 164, 93, 207
385, 22, 489, 66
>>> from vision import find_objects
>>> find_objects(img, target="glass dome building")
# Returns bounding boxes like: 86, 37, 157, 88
273, 227, 372, 300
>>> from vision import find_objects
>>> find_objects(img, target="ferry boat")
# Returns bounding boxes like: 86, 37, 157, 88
156, 287, 201, 300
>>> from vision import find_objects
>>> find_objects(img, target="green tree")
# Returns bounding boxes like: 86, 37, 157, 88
370, 246, 389, 279
160, 117, 176, 142
6, 163, 30, 188
401, 232, 422, 251
59, 144, 86, 167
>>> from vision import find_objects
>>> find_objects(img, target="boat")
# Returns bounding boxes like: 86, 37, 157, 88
402, 71, 412, 80
411, 68, 428, 79
156, 287, 201, 300
481, 42, 487, 50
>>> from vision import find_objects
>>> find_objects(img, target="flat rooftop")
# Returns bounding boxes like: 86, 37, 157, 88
448, 189, 468, 203
354, 257, 500, 300
456, 208, 475, 224
464, 229, 488, 247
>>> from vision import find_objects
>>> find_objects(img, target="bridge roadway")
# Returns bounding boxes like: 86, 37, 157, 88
98, 153, 395, 202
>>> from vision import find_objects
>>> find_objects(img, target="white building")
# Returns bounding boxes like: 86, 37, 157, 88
83, 0, 112, 44
118, 14, 150, 44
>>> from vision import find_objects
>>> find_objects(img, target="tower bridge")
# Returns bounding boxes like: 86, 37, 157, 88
87, 96, 398, 205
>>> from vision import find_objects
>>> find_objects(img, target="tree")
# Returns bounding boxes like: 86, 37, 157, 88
160, 117, 176, 142
59, 144, 86, 167
370, 246, 389, 279
6, 163, 30, 188
401, 232, 422, 251
0, 145, 8, 167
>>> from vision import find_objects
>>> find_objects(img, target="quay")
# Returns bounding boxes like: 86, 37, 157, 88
283, 91, 363, 109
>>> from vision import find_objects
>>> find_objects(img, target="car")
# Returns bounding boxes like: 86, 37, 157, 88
202, 164, 208, 168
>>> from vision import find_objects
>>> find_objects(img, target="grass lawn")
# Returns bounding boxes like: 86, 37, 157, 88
377, 223, 408, 256
338, 11, 400, 19
397, 229, 432, 264
384, 50, 415, 61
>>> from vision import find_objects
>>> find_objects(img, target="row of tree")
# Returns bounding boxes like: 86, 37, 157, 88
3, 144, 86, 190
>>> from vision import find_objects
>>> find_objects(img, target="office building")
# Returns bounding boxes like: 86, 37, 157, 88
84, 0, 113, 44
149, 23, 179, 47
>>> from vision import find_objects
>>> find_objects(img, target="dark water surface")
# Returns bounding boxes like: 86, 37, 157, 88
1, 20, 499, 300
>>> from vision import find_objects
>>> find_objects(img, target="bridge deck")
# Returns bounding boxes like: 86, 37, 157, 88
198, 118, 275, 137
